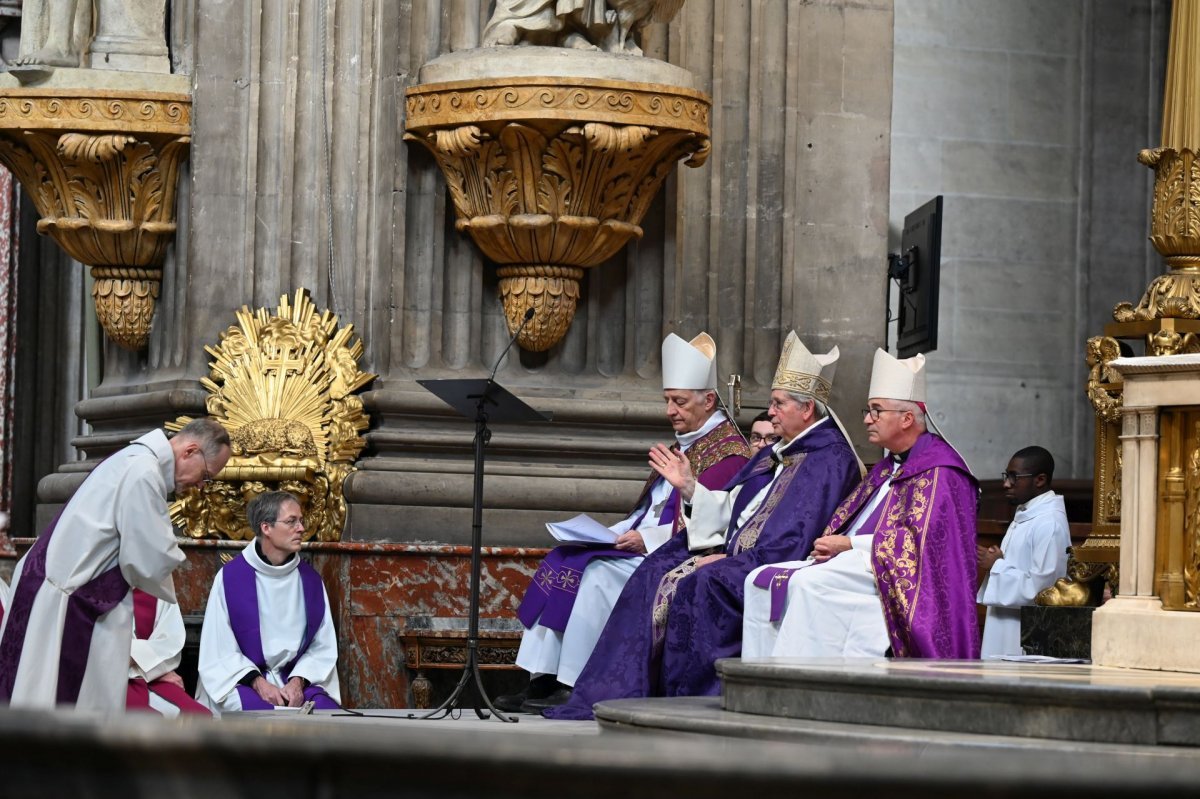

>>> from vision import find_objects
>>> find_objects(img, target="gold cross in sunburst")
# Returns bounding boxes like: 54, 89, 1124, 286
264, 352, 306, 374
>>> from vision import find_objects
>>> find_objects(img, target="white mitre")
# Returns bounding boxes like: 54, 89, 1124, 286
662, 332, 718, 390
771, 331, 838, 403
868, 348, 926, 401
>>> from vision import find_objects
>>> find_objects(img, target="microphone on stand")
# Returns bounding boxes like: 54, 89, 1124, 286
488, 307, 535, 384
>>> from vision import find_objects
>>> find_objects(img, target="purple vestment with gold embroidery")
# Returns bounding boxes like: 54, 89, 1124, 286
549, 420, 859, 717
516, 419, 749, 633
824, 431, 979, 658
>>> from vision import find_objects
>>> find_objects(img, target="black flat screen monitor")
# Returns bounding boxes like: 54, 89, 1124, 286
895, 195, 943, 358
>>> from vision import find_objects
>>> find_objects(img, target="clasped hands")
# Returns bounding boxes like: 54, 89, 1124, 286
253, 675, 307, 707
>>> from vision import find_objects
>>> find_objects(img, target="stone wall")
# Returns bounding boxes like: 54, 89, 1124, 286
28, 0, 895, 546
890, 0, 1169, 479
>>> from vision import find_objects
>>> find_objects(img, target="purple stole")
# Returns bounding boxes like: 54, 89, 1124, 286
824, 434, 980, 658
125, 589, 212, 716
0, 509, 130, 705
751, 491, 889, 622
222, 553, 340, 710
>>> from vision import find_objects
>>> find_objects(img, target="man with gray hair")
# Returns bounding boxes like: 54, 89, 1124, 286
0, 418, 232, 710
196, 490, 341, 713
744, 349, 980, 660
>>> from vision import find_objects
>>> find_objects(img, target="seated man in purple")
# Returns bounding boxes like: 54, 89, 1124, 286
196, 491, 341, 713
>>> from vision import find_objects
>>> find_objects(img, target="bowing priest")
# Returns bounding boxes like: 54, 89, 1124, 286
196, 491, 341, 713
743, 349, 979, 660
977, 446, 1070, 658
0, 419, 232, 711
499, 332, 750, 712
126, 588, 212, 717
549, 333, 859, 718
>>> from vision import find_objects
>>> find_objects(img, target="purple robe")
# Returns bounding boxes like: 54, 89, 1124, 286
549, 420, 859, 718
516, 419, 749, 633
659, 421, 861, 696
823, 432, 979, 658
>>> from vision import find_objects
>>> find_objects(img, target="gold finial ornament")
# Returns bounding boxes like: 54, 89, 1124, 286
0, 89, 191, 350
169, 289, 375, 541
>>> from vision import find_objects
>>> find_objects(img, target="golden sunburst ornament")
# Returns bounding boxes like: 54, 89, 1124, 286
169, 289, 375, 541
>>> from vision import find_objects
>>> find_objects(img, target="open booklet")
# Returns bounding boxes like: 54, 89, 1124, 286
545, 513, 619, 545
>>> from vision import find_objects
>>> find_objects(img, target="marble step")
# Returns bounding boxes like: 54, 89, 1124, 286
714, 657, 1200, 746
594, 695, 1200, 758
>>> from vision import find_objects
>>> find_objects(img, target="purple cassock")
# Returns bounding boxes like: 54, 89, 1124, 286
548, 419, 860, 719
823, 431, 980, 658
516, 419, 749, 634
222, 555, 341, 710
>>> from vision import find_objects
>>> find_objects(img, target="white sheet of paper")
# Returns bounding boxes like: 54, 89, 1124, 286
546, 514, 619, 545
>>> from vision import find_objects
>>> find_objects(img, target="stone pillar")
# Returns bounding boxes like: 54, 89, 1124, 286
88, 0, 171, 73
1092, 355, 1200, 671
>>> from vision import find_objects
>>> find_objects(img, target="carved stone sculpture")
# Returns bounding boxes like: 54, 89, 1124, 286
405, 49, 710, 351
168, 290, 376, 541
0, 89, 190, 349
15, 0, 169, 72
482, 0, 686, 56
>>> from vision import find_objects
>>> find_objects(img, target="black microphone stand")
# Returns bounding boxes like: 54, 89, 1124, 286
416, 309, 541, 722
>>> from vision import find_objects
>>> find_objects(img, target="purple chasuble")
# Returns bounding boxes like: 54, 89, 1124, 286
222, 553, 341, 710
516, 420, 749, 633
824, 432, 980, 658
549, 421, 860, 716
0, 509, 130, 705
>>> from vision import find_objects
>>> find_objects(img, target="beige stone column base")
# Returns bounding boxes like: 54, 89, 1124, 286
1092, 596, 1200, 672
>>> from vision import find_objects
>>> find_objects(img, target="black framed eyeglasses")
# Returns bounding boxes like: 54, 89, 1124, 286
1000, 471, 1035, 483
200, 452, 213, 485
862, 408, 906, 421
749, 433, 781, 445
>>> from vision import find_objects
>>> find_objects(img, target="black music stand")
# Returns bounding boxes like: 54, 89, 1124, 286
415, 377, 550, 722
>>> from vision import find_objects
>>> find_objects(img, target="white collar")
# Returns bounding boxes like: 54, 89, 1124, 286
677, 409, 727, 451
243, 539, 301, 577
1014, 490, 1063, 520
133, 429, 177, 494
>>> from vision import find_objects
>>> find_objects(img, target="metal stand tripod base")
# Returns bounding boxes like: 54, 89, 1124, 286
416, 636, 518, 722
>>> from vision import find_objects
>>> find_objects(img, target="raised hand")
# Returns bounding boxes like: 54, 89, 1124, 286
648, 443, 696, 500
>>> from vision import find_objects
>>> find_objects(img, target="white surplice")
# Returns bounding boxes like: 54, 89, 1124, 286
129, 596, 188, 718
195, 543, 340, 713
743, 464, 896, 659
0, 430, 186, 711
516, 412, 727, 686
977, 491, 1070, 658
0, 578, 9, 619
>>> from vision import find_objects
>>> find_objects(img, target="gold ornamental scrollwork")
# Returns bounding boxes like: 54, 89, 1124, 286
1085, 336, 1124, 423
168, 289, 376, 542
406, 78, 710, 352
0, 89, 190, 350
1114, 148, 1200, 323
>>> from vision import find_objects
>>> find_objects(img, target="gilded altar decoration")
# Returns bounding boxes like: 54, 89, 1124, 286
168, 289, 375, 541
0, 89, 190, 349
1185, 427, 1200, 608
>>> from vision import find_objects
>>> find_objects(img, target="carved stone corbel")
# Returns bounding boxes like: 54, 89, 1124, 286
0, 89, 190, 350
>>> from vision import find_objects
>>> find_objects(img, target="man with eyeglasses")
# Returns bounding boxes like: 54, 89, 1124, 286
748, 411, 781, 452
196, 490, 341, 713
0, 418, 231, 711
977, 446, 1070, 657
497, 332, 751, 713
744, 348, 980, 660
547, 333, 861, 715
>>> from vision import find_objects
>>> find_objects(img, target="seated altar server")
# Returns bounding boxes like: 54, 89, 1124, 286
548, 333, 860, 717
977, 446, 1070, 658
126, 588, 211, 717
196, 491, 341, 713
498, 332, 751, 713
744, 349, 979, 660
0, 419, 231, 711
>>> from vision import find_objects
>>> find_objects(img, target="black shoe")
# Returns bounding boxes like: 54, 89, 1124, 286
520, 685, 571, 713
494, 673, 557, 713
